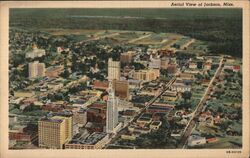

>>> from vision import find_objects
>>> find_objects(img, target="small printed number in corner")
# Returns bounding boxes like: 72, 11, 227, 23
226, 150, 242, 154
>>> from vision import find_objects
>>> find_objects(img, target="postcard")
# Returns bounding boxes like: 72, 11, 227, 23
0, 1, 249, 158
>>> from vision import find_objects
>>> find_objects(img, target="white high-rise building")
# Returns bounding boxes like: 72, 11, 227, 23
108, 58, 120, 81
29, 61, 45, 78
106, 81, 119, 133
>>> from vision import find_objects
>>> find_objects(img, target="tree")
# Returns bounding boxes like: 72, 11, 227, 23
182, 91, 192, 103
218, 106, 223, 113
60, 69, 70, 78
131, 62, 145, 70
160, 69, 168, 77
71, 53, 78, 72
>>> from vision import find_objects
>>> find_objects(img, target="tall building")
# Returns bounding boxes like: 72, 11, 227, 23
113, 80, 129, 100
108, 58, 120, 81
120, 51, 134, 64
106, 81, 118, 133
29, 61, 45, 78
38, 115, 73, 149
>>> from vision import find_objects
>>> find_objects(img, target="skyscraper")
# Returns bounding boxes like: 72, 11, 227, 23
108, 58, 120, 81
28, 61, 45, 78
113, 79, 129, 100
106, 81, 118, 133
38, 115, 73, 149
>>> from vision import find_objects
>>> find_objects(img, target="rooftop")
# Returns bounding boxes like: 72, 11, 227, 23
68, 132, 108, 145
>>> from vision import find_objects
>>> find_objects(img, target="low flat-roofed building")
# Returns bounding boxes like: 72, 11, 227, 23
170, 82, 191, 92
45, 65, 64, 78
9, 130, 38, 143
121, 133, 137, 140
136, 116, 152, 127
179, 72, 195, 80
189, 61, 197, 69
73, 108, 87, 127
65, 132, 109, 149
47, 82, 63, 90
161, 90, 178, 101
151, 103, 175, 108
147, 105, 173, 114
14, 91, 35, 98
93, 80, 109, 91
160, 58, 170, 70
128, 125, 151, 134
150, 121, 162, 130
9, 114, 17, 125
204, 62, 212, 70
167, 63, 177, 74
133, 69, 160, 82
128, 79, 142, 89
149, 58, 161, 69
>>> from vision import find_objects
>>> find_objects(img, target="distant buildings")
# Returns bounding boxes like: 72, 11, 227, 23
93, 80, 109, 91
149, 58, 161, 69
189, 61, 197, 69
108, 58, 120, 80
204, 62, 212, 70
29, 61, 45, 78
38, 115, 73, 149
133, 69, 160, 82
167, 63, 177, 75
106, 81, 119, 133
87, 102, 106, 125
14, 91, 35, 98
9, 125, 38, 145
25, 45, 45, 59
160, 58, 170, 70
162, 90, 178, 101
73, 108, 87, 127
170, 82, 191, 92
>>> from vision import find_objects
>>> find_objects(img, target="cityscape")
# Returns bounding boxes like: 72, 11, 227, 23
9, 8, 242, 149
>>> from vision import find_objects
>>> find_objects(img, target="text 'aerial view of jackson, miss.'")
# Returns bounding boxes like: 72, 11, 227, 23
9, 8, 242, 149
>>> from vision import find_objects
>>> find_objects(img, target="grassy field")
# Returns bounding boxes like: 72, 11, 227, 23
10, 8, 242, 57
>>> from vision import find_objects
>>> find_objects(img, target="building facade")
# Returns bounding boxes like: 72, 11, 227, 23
120, 51, 134, 64
113, 79, 129, 100
29, 61, 45, 78
38, 115, 73, 149
133, 69, 160, 82
108, 58, 120, 81
106, 81, 119, 133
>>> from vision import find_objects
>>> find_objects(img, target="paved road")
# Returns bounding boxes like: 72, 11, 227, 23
144, 77, 176, 109
128, 34, 152, 43
178, 56, 224, 148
